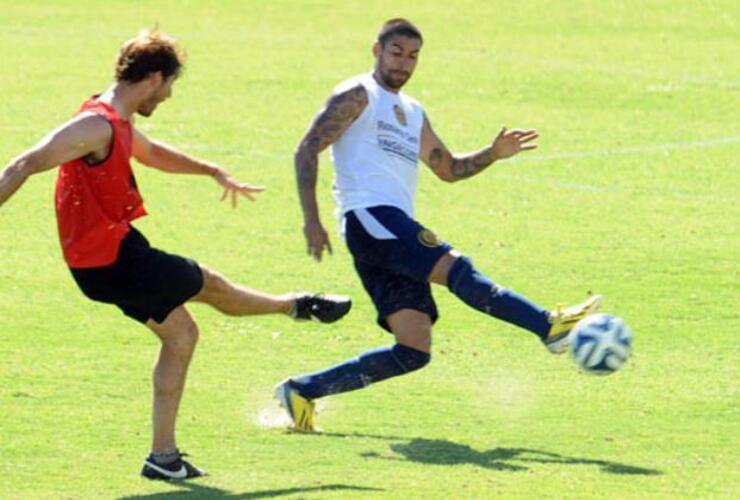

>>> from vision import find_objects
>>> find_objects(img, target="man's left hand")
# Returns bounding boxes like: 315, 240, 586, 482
492, 127, 539, 161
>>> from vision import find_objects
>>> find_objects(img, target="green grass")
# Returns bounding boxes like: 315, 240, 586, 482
1, 0, 738, 498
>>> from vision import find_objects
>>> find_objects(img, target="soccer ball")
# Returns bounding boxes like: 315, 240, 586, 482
569, 314, 632, 375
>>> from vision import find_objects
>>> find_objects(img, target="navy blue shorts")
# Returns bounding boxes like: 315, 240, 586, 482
344, 205, 452, 332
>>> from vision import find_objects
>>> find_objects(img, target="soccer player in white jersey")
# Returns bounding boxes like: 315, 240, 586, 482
275, 19, 602, 431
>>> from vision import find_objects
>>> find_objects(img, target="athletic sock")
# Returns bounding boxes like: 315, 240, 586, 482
288, 298, 298, 318
290, 344, 430, 399
151, 448, 180, 465
447, 256, 551, 338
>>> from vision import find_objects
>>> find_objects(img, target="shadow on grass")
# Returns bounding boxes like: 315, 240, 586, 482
309, 431, 409, 442
358, 438, 662, 475
119, 483, 383, 499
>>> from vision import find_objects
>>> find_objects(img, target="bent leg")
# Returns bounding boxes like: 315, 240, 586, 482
288, 309, 431, 400
387, 308, 433, 353
430, 252, 551, 338
146, 306, 199, 453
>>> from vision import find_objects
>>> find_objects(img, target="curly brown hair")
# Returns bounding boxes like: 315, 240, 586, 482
115, 30, 186, 83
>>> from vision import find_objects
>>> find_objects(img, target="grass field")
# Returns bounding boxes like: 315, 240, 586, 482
1, 1, 738, 498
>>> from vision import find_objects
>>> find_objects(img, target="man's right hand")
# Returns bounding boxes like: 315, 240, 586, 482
303, 220, 332, 261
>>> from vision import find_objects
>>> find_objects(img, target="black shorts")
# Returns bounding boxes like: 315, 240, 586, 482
69, 227, 204, 324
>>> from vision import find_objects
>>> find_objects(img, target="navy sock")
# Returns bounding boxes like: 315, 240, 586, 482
447, 256, 550, 338
290, 344, 430, 399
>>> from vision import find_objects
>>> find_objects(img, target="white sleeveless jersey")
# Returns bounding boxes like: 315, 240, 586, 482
330, 72, 424, 222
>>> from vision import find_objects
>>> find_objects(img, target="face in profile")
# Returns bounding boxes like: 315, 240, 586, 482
374, 35, 422, 90
137, 74, 176, 117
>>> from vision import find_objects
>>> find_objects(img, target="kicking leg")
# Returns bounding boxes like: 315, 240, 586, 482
429, 252, 602, 352
430, 252, 551, 337
190, 265, 351, 322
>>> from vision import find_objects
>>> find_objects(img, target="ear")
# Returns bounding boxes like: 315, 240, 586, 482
372, 41, 381, 58
147, 71, 164, 87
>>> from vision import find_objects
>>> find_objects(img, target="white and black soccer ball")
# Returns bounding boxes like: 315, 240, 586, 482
569, 314, 632, 375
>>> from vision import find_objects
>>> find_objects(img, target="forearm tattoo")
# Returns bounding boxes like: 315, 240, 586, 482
427, 147, 444, 172
427, 145, 495, 181
295, 135, 320, 192
449, 148, 495, 179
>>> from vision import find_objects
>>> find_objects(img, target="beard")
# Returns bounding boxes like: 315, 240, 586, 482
380, 69, 410, 90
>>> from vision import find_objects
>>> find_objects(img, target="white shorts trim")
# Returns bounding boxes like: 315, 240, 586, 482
353, 208, 397, 240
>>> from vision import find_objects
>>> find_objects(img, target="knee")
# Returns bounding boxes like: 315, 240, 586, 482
162, 322, 199, 357
153, 321, 199, 395
448, 256, 498, 303
199, 266, 229, 294
392, 343, 431, 372
182, 322, 200, 345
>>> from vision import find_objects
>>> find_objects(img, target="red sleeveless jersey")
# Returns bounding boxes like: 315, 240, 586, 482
55, 98, 147, 268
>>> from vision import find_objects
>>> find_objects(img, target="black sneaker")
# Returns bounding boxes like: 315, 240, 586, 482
292, 293, 352, 323
141, 452, 207, 481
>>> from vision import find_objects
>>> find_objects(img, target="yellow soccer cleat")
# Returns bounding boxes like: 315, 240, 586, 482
274, 380, 317, 432
544, 294, 603, 354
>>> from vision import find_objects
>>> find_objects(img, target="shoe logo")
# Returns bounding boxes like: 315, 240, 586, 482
145, 461, 188, 479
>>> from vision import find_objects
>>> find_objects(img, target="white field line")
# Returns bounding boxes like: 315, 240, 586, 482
495, 136, 740, 200
516, 136, 740, 162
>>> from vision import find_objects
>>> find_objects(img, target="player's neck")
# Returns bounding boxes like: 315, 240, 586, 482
98, 83, 139, 120
372, 71, 400, 94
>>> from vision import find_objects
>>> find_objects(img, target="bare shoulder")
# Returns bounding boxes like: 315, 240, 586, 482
59, 111, 113, 141
17, 111, 114, 173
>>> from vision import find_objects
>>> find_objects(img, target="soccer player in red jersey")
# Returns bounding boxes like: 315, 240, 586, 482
0, 31, 351, 480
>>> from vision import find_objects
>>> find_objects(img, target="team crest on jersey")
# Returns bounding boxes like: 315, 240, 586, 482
418, 228, 441, 248
393, 104, 407, 127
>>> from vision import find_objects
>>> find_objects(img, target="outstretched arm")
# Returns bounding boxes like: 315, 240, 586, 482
419, 114, 538, 182
294, 84, 368, 261
132, 128, 265, 208
0, 113, 111, 208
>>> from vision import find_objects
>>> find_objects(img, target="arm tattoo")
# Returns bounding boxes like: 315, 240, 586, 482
450, 148, 495, 180
295, 85, 368, 219
310, 86, 368, 151
295, 135, 320, 194
428, 147, 444, 172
